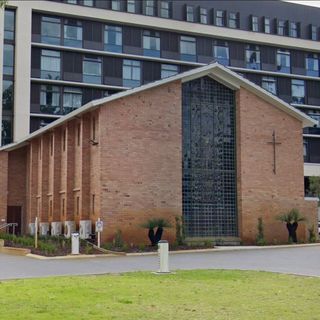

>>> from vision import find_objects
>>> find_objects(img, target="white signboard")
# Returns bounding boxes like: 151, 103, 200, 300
96, 220, 104, 232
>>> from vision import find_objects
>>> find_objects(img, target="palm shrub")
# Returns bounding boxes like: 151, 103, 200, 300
256, 217, 267, 246
141, 218, 171, 246
276, 208, 306, 243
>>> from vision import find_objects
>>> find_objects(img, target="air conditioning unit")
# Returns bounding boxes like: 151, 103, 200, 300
51, 222, 62, 236
79, 220, 92, 239
39, 222, 50, 236
64, 221, 76, 238
29, 223, 35, 235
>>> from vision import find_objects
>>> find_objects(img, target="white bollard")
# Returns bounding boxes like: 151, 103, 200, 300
71, 233, 80, 255
158, 240, 170, 273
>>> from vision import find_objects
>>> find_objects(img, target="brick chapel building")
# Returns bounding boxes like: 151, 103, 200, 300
0, 63, 318, 245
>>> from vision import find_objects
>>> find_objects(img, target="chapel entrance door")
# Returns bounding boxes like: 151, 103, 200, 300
7, 206, 22, 235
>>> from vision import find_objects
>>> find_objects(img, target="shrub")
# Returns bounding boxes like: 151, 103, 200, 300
308, 225, 317, 243
256, 217, 267, 246
141, 218, 172, 246
175, 216, 185, 246
113, 229, 124, 248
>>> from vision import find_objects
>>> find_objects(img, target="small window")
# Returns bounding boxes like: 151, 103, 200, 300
41, 16, 61, 45
49, 199, 53, 217
76, 196, 80, 215
145, 0, 155, 16
180, 36, 196, 62
40, 49, 61, 80
91, 194, 95, 216
83, 56, 102, 84
160, 1, 170, 18
83, 0, 93, 6
62, 128, 66, 152
291, 79, 305, 104
127, 0, 135, 13
40, 85, 61, 115
245, 45, 261, 70
276, 49, 290, 73
306, 53, 319, 77
277, 20, 286, 36
111, 0, 121, 11
228, 12, 238, 29
92, 117, 96, 140
3, 44, 14, 76
213, 41, 229, 66
62, 198, 65, 216
289, 22, 299, 38
104, 25, 122, 53
186, 5, 194, 22
2, 80, 14, 111
123, 59, 141, 88
143, 30, 160, 57
4, 10, 15, 40
67, 0, 77, 3
63, 87, 82, 114
264, 17, 270, 34
200, 8, 208, 24
64, 19, 82, 48
310, 25, 317, 41
77, 123, 81, 146
161, 64, 178, 79
216, 10, 225, 27
50, 135, 54, 156
251, 16, 259, 32
262, 77, 277, 95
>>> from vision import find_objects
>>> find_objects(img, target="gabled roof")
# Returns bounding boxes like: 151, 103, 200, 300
1, 62, 316, 151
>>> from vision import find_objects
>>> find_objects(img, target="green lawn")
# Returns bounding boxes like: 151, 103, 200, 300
1, 270, 319, 320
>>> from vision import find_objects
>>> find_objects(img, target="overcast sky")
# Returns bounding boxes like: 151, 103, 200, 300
284, 1, 320, 7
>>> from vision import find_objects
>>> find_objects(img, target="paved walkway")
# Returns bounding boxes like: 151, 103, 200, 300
1, 245, 320, 280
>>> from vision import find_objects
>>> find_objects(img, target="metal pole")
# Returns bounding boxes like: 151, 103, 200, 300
97, 217, 101, 248
35, 217, 38, 249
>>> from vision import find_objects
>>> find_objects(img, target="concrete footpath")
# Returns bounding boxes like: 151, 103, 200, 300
1, 244, 320, 280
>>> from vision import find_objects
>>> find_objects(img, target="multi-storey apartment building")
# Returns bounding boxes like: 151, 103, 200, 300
1, 0, 320, 188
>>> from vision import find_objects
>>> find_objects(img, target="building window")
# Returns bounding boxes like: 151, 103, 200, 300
180, 36, 196, 62
123, 59, 141, 88
83, 56, 102, 84
62, 129, 66, 152
291, 79, 305, 104
41, 16, 61, 45
277, 20, 286, 36
215, 10, 225, 27
228, 12, 238, 29
200, 8, 208, 24
92, 117, 96, 140
289, 22, 299, 38
262, 77, 277, 95
67, 0, 77, 4
306, 53, 319, 77
264, 17, 270, 34
276, 49, 290, 73
40, 50, 61, 80
127, 0, 135, 13
251, 16, 258, 32
83, 0, 93, 6
245, 45, 261, 70
310, 25, 317, 41
4, 10, 15, 41
104, 25, 122, 53
1, 116, 13, 146
76, 196, 80, 215
160, 1, 170, 18
145, 0, 155, 16
307, 112, 320, 128
213, 41, 229, 66
111, 0, 121, 11
2, 80, 14, 111
186, 5, 194, 22
161, 64, 178, 79
3, 44, 14, 76
64, 19, 82, 48
143, 30, 160, 57
303, 139, 308, 161
40, 85, 61, 115
63, 87, 82, 114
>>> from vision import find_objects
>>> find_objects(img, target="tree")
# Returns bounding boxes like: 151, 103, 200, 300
0, 0, 8, 9
276, 208, 306, 243
141, 218, 171, 246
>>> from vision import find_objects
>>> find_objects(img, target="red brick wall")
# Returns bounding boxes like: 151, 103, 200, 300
99, 81, 182, 245
236, 88, 318, 244
0, 152, 8, 224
